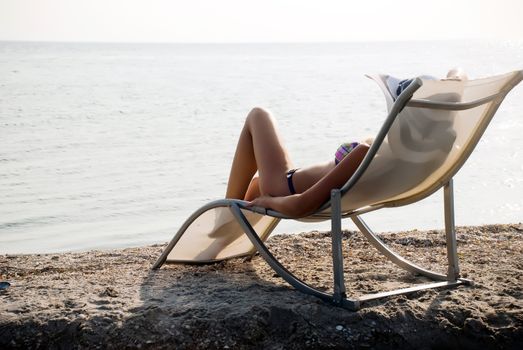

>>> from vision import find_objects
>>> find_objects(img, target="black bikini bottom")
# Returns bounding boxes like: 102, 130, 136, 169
286, 168, 299, 195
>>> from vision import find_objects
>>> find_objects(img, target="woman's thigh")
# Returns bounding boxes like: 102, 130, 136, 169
246, 107, 293, 196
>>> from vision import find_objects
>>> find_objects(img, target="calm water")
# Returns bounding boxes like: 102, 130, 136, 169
1, 41, 522, 254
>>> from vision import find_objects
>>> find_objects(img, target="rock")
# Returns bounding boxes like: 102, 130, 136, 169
100, 287, 118, 298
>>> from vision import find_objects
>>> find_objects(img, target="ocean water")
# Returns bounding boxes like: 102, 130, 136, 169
1, 40, 522, 254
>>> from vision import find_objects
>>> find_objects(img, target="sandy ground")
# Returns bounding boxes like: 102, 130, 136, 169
1, 223, 522, 349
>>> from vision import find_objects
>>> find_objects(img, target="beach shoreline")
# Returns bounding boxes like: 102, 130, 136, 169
1, 223, 522, 349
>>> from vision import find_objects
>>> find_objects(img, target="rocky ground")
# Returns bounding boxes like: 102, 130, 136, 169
1, 223, 522, 349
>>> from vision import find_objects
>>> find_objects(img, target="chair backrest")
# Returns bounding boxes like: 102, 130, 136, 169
318, 70, 522, 216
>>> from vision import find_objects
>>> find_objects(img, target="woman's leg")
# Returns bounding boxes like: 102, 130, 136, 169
244, 176, 261, 201
225, 107, 293, 199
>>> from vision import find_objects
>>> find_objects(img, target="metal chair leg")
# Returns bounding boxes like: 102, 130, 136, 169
444, 179, 460, 281
331, 189, 347, 303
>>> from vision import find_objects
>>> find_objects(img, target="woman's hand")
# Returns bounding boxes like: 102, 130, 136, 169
246, 194, 309, 218
246, 195, 274, 209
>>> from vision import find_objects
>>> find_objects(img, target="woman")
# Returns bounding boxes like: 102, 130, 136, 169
225, 68, 467, 218
225, 107, 370, 218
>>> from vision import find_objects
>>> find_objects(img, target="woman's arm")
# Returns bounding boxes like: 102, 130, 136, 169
247, 144, 370, 217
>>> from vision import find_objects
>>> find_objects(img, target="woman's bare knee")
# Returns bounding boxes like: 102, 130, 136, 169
249, 106, 270, 117
246, 107, 272, 127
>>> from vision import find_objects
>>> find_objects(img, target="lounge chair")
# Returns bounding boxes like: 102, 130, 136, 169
153, 70, 522, 310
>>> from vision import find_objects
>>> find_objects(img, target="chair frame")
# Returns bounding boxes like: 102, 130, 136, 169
154, 72, 522, 310
229, 180, 470, 311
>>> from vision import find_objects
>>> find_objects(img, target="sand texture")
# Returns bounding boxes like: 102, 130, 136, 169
1, 223, 522, 349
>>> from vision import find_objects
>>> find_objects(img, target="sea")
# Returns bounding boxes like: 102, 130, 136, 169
1, 40, 522, 254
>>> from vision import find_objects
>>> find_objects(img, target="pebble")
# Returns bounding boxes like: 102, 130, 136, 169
336, 325, 344, 331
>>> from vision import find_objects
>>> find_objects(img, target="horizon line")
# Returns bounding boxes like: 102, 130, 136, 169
0, 38, 513, 45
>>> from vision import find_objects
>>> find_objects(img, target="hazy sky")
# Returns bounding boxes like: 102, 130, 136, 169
1, 0, 522, 43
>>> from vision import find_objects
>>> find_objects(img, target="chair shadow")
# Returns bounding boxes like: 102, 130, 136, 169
139, 258, 293, 310
110, 254, 339, 348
